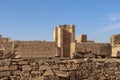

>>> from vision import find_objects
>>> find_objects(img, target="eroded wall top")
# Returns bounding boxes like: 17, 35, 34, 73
14, 41, 57, 58
111, 34, 120, 46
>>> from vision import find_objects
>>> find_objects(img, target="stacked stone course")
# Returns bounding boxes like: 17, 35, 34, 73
0, 58, 120, 80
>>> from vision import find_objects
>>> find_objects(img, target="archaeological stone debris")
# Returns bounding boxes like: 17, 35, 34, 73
0, 24, 120, 80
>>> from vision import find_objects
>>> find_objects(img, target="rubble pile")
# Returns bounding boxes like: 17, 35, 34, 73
0, 58, 120, 80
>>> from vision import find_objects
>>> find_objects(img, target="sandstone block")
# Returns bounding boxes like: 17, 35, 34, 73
9, 66, 18, 71
18, 61, 28, 65
12, 70, 21, 76
22, 65, 32, 71
0, 71, 11, 77
0, 66, 9, 71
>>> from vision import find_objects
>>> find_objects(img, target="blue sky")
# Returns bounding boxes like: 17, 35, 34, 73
0, 0, 120, 42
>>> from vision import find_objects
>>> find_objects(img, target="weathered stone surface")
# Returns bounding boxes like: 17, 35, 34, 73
0, 71, 11, 77
0, 25, 120, 80
11, 61, 18, 65
111, 34, 120, 57
1, 58, 120, 80
0, 66, 17, 71
30, 71, 42, 75
14, 41, 57, 58
10, 76, 20, 80
18, 61, 28, 65
54, 25, 75, 57
43, 70, 55, 76
71, 42, 112, 58
111, 34, 120, 46
77, 34, 87, 43
0, 77, 9, 80
12, 70, 21, 76
22, 65, 32, 71
0, 59, 11, 66
9, 66, 18, 71
54, 71, 68, 78
0, 66, 9, 71
39, 65, 51, 71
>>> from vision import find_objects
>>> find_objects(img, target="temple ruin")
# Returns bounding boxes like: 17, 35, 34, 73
0, 25, 120, 80
0, 24, 119, 58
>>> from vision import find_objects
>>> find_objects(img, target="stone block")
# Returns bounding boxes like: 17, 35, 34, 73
11, 61, 18, 65
43, 70, 55, 76
0, 59, 11, 66
21, 71, 30, 77
9, 66, 18, 71
39, 65, 51, 71
0, 66, 9, 71
54, 71, 67, 77
0, 71, 11, 77
18, 61, 28, 65
0, 77, 9, 80
22, 65, 32, 71
30, 71, 42, 76
77, 34, 87, 43
10, 76, 20, 80
0, 66, 17, 71
12, 70, 21, 76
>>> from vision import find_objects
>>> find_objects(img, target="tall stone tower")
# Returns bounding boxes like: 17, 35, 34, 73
53, 25, 75, 57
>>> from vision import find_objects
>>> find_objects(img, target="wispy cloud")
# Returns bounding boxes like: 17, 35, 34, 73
103, 23, 120, 31
107, 13, 120, 21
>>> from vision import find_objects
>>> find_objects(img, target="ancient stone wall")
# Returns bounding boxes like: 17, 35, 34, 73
54, 25, 75, 57
111, 34, 120, 57
77, 34, 87, 43
111, 34, 120, 46
14, 41, 57, 58
71, 42, 112, 58
0, 58, 120, 80
0, 42, 14, 58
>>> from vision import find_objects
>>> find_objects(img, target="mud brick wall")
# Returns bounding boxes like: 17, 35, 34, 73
0, 58, 120, 80
14, 41, 57, 58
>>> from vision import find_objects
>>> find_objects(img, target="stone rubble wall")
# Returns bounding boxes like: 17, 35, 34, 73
0, 58, 120, 80
72, 42, 112, 58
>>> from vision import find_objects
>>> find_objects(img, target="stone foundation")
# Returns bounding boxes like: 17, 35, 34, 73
0, 58, 120, 80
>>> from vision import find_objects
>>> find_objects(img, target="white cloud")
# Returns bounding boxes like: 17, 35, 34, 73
103, 23, 120, 31
107, 13, 120, 21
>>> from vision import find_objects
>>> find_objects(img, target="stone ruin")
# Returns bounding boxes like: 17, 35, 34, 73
71, 42, 111, 58
0, 25, 120, 80
1, 58, 120, 80
111, 34, 120, 57
0, 25, 117, 59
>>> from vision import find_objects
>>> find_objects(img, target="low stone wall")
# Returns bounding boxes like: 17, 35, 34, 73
0, 58, 120, 80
